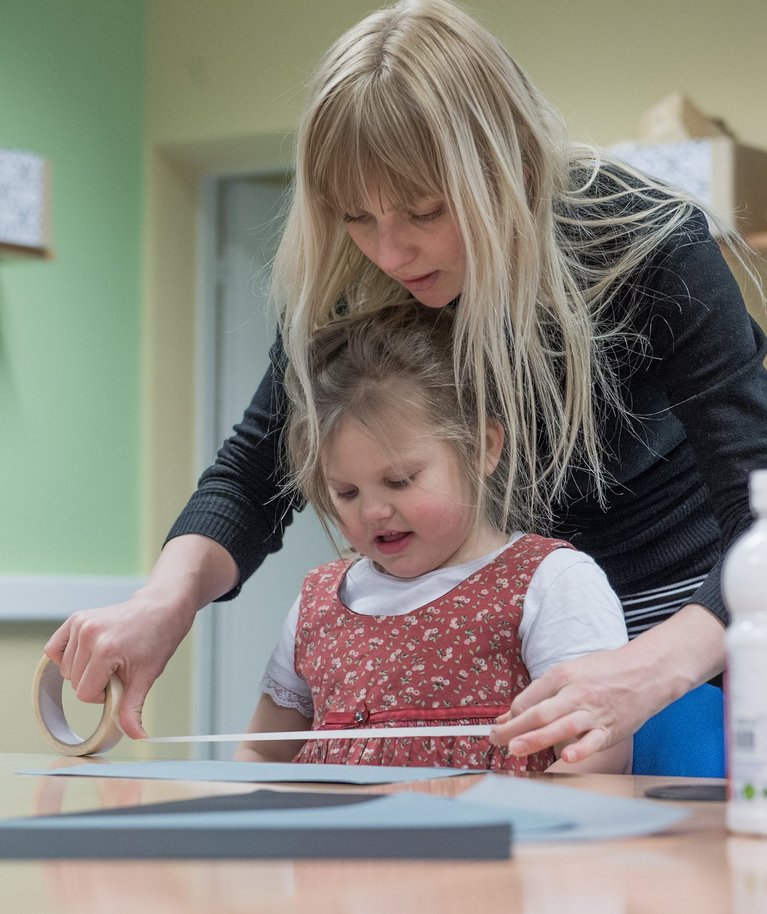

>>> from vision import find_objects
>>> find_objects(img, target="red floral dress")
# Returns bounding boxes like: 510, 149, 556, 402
292, 534, 571, 772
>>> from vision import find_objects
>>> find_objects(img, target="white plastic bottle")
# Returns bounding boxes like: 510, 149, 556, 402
722, 469, 767, 836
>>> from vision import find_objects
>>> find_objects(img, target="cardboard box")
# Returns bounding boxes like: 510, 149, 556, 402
608, 136, 767, 238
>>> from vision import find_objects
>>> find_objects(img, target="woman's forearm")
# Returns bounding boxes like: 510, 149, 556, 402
628, 602, 725, 705
137, 533, 241, 620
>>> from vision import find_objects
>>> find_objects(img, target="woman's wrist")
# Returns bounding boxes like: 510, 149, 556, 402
628, 602, 725, 705
135, 534, 240, 622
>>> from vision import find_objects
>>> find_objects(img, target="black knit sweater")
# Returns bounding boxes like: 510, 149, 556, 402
167, 208, 767, 625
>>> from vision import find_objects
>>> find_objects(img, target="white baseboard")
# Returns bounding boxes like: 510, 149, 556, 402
0, 575, 146, 622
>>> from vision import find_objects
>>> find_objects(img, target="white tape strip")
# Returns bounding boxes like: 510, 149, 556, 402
146, 725, 493, 744
33, 655, 493, 757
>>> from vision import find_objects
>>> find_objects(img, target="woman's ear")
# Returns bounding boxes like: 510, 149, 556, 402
483, 420, 505, 476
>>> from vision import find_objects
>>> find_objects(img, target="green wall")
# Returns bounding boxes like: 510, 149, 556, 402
0, 0, 145, 575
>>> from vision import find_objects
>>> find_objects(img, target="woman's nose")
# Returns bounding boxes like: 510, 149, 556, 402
375, 226, 416, 276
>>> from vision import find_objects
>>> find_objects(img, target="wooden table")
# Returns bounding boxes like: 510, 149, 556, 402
0, 753, 762, 914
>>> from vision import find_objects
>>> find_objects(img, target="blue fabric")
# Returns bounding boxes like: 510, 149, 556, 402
632, 683, 726, 777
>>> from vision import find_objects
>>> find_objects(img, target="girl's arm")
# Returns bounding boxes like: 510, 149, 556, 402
512, 547, 634, 771
235, 693, 310, 763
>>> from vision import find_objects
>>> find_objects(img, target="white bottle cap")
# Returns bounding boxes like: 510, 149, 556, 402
749, 469, 767, 518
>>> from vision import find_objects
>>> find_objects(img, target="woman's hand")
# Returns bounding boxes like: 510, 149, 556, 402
492, 646, 648, 763
43, 535, 239, 740
44, 596, 196, 740
491, 603, 725, 763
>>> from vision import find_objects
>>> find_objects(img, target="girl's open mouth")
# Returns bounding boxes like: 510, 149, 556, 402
375, 531, 413, 555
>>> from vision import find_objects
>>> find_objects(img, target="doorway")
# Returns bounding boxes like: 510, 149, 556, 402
195, 174, 334, 758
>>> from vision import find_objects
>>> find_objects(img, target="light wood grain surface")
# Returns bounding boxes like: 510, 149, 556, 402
0, 753, 763, 914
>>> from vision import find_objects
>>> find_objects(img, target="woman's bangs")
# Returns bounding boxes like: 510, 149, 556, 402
309, 86, 444, 213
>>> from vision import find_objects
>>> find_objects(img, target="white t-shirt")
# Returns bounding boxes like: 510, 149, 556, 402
262, 533, 628, 718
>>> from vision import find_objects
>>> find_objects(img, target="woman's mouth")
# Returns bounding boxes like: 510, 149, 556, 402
400, 271, 438, 293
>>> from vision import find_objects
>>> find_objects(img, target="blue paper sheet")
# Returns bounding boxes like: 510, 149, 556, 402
0, 789, 574, 860
456, 774, 688, 842
19, 759, 470, 785
16, 761, 689, 858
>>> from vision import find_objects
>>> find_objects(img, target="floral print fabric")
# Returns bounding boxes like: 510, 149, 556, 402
293, 534, 571, 772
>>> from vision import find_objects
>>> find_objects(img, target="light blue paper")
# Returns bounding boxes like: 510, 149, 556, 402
0, 790, 574, 860
18, 764, 690, 845
8, 792, 562, 834
19, 759, 472, 785
457, 774, 689, 842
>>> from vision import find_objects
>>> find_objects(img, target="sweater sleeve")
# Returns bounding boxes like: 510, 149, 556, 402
643, 211, 767, 621
165, 334, 300, 600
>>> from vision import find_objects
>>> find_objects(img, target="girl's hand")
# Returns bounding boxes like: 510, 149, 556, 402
491, 604, 725, 763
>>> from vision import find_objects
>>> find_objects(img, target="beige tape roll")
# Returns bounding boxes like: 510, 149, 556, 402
32, 655, 124, 757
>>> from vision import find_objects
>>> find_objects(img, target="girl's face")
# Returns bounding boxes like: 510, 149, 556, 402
342, 192, 466, 308
324, 414, 505, 578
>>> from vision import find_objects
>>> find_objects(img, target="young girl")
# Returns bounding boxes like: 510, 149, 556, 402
48, 0, 767, 767
234, 305, 631, 774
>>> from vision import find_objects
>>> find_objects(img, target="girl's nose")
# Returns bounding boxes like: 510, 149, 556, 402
359, 494, 394, 523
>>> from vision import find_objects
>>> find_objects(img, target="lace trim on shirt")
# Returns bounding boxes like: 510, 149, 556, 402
260, 675, 313, 718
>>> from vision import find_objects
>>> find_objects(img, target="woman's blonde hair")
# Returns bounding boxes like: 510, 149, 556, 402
285, 304, 508, 537
273, 0, 755, 532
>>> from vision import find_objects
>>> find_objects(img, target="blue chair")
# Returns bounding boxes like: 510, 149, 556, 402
632, 683, 726, 777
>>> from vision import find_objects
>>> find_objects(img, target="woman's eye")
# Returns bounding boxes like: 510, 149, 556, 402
411, 206, 444, 224
342, 213, 369, 224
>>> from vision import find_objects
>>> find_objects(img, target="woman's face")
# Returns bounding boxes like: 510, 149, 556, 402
342, 192, 466, 308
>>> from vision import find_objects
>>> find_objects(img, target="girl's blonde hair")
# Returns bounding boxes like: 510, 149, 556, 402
285, 304, 509, 537
273, 0, 755, 532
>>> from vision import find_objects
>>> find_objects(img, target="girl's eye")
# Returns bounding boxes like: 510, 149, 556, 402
387, 473, 418, 489
410, 206, 444, 224
342, 213, 369, 224
334, 488, 358, 500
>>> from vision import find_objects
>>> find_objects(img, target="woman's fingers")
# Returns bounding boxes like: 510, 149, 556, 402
116, 679, 150, 740
44, 619, 71, 669
492, 701, 598, 756
490, 648, 639, 759
494, 665, 574, 731
48, 611, 118, 702
43, 599, 187, 741
492, 668, 582, 744
557, 728, 610, 764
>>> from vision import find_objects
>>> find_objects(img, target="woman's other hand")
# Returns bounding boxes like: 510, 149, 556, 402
491, 604, 725, 763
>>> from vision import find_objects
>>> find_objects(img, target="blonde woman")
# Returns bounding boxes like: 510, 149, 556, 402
48, 0, 766, 767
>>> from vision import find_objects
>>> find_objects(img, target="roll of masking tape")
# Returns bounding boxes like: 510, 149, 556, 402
32, 655, 124, 757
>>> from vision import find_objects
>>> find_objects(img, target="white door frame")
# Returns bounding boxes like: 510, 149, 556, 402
193, 172, 334, 756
